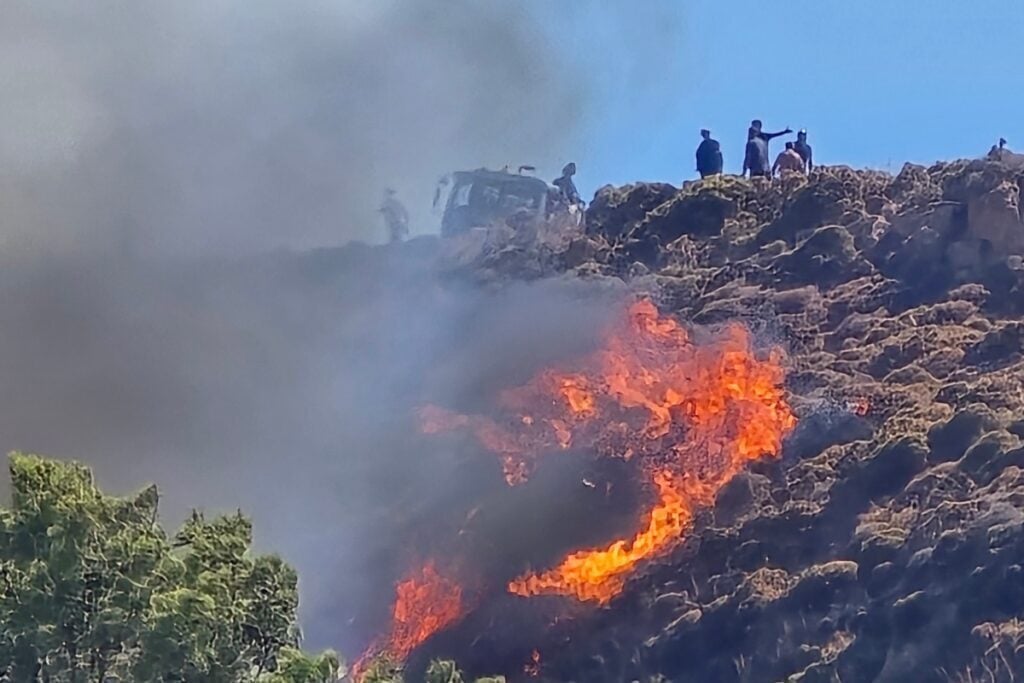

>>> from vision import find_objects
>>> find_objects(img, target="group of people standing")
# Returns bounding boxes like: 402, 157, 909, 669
381, 121, 816, 242
696, 121, 814, 179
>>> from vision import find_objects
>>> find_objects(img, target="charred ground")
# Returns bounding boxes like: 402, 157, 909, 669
400, 158, 1024, 682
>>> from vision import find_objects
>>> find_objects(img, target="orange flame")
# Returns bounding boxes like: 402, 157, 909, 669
357, 561, 464, 676
366, 299, 797, 669
510, 469, 691, 602
423, 299, 797, 604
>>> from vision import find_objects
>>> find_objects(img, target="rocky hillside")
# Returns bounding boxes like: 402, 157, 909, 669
432, 159, 1024, 682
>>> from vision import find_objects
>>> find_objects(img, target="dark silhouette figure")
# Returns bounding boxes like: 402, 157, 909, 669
553, 162, 582, 206
743, 120, 792, 178
988, 138, 1009, 160
379, 188, 409, 243
794, 129, 814, 172
696, 129, 723, 178
987, 138, 1024, 169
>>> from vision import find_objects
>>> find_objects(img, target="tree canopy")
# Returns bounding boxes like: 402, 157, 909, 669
0, 453, 341, 683
357, 656, 505, 683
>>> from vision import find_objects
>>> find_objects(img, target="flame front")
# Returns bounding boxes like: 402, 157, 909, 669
367, 299, 797, 669
424, 299, 797, 604
357, 560, 464, 675
510, 469, 691, 602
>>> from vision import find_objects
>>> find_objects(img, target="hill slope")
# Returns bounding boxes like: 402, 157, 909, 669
429, 160, 1024, 682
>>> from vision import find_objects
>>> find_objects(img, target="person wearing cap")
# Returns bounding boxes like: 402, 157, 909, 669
743, 120, 792, 178
794, 129, 814, 172
696, 129, 723, 178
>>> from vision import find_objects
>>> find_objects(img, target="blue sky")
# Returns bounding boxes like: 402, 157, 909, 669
536, 1, 1023, 198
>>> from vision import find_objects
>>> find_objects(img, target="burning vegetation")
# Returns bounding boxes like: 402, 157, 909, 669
359, 298, 797, 673
381, 562, 465, 664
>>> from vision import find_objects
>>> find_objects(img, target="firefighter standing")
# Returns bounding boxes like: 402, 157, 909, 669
379, 188, 409, 243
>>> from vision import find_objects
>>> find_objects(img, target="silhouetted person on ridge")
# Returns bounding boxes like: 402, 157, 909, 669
794, 129, 814, 172
379, 188, 409, 243
743, 120, 792, 178
750, 119, 793, 146
988, 137, 1009, 161
696, 129, 723, 178
773, 142, 805, 176
743, 133, 767, 178
553, 162, 582, 206
986, 138, 1024, 169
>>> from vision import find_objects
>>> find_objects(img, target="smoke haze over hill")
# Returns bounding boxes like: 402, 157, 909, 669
0, 0, 689, 656
0, 1, 591, 253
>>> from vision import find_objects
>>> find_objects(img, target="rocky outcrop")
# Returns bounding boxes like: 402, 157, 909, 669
430, 160, 1024, 683
585, 182, 678, 241
445, 160, 1024, 312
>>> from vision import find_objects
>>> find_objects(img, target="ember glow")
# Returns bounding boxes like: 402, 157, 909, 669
850, 396, 871, 416
524, 649, 542, 677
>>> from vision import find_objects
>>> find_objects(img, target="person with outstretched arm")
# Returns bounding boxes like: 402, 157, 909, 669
750, 119, 792, 143
743, 120, 792, 178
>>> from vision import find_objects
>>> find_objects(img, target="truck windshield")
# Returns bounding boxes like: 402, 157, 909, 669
500, 186, 540, 211
442, 173, 546, 235
451, 179, 538, 211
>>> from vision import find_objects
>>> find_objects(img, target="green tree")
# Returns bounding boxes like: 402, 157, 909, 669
424, 660, 504, 683
352, 658, 504, 683
356, 655, 403, 683
0, 452, 339, 682
424, 660, 463, 683
260, 648, 342, 683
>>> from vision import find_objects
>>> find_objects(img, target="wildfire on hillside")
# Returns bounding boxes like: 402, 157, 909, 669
359, 298, 797, 674
353, 561, 464, 679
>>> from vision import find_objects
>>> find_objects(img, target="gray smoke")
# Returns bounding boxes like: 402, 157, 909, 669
0, 1, 584, 254
0, 0, 684, 658
0, 241, 623, 653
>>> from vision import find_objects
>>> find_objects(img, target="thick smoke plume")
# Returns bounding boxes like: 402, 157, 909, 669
0, 0, 686, 657
0, 1, 585, 254
0, 239, 624, 653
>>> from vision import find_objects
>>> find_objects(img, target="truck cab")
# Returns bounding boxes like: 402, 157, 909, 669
438, 168, 551, 237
